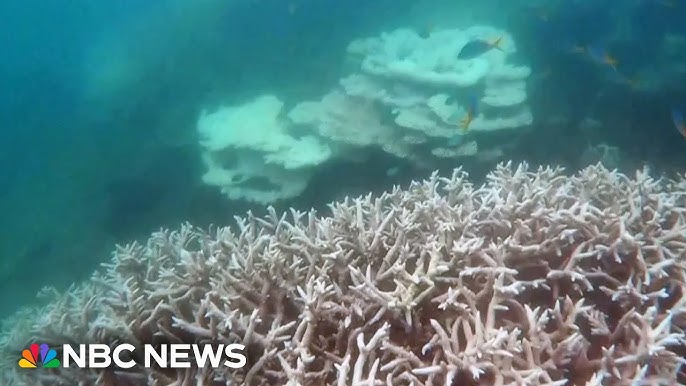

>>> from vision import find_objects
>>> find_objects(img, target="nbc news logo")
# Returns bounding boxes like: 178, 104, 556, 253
18, 342, 246, 369
19, 343, 60, 368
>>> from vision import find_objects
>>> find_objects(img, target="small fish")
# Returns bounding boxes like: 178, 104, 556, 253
672, 108, 686, 138
459, 95, 479, 133
457, 37, 503, 59
587, 45, 619, 71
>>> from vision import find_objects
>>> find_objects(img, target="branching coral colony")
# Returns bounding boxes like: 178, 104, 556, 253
2, 162, 686, 386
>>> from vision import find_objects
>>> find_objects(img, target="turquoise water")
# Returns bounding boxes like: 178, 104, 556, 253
0, 0, 685, 319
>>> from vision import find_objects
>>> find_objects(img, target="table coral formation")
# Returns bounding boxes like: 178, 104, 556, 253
291, 26, 533, 164
197, 95, 332, 204
198, 26, 534, 203
2, 162, 686, 385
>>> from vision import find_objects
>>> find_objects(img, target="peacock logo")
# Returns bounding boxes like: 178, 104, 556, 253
18, 343, 61, 368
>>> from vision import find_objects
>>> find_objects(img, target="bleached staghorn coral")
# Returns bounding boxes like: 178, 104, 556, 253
2, 162, 686, 386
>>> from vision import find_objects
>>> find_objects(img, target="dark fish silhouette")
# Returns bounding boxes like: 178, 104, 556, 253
459, 94, 479, 132
457, 37, 503, 59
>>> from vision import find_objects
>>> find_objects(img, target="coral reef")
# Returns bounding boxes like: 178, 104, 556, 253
343, 26, 532, 132
199, 26, 532, 203
197, 95, 332, 204
291, 26, 532, 165
2, 162, 686, 385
